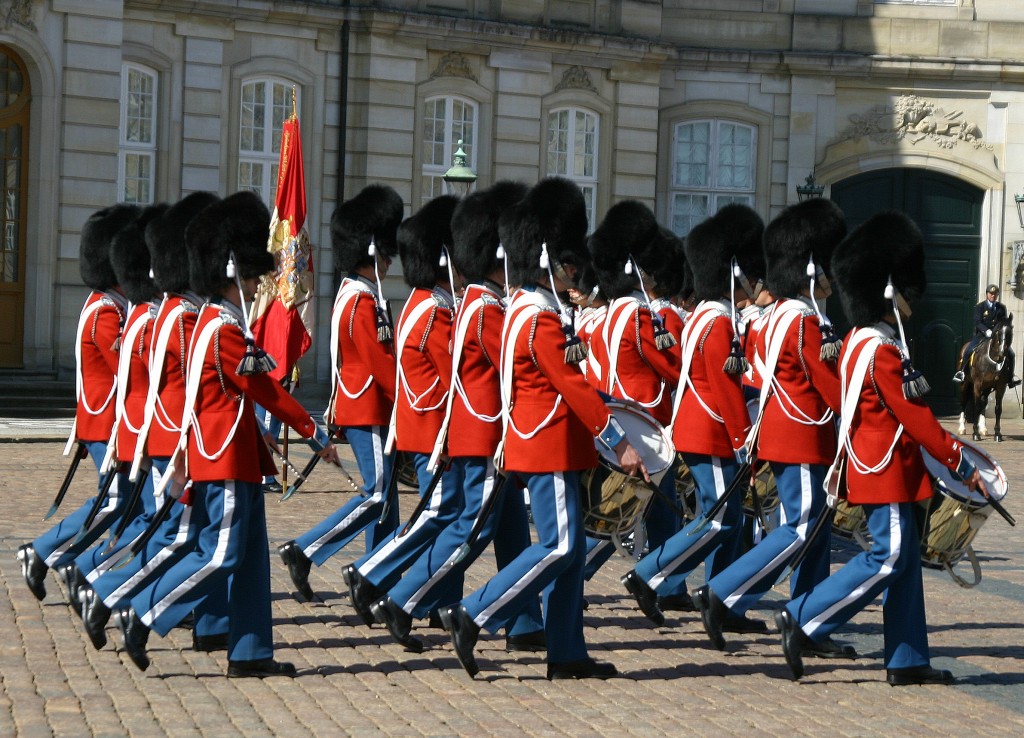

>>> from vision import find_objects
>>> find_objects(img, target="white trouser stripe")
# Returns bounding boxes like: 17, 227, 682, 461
305, 427, 386, 557
804, 502, 901, 637
359, 465, 444, 574
141, 481, 237, 626
476, 472, 570, 626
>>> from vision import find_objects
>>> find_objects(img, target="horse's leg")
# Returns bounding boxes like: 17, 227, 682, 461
958, 409, 966, 436
973, 385, 985, 440
994, 385, 1005, 442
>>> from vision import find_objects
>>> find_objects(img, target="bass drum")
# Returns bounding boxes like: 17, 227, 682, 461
919, 439, 1009, 588
582, 401, 675, 543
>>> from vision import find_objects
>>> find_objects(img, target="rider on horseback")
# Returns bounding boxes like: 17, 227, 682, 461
953, 284, 1019, 387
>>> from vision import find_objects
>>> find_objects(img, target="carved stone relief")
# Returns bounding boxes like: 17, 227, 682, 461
834, 93, 992, 151
429, 52, 477, 82
554, 65, 597, 93
2, 0, 35, 31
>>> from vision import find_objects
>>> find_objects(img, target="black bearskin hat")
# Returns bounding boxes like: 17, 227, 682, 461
685, 203, 764, 302
651, 227, 687, 299
397, 194, 458, 290
80, 204, 143, 291
588, 200, 660, 300
186, 190, 273, 297
499, 177, 590, 287
450, 181, 527, 283
331, 184, 404, 274
764, 198, 847, 299
146, 192, 221, 294
110, 204, 167, 305
832, 210, 926, 327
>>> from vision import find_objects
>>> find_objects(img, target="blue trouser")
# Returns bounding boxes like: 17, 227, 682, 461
295, 425, 399, 563
132, 480, 270, 661
787, 501, 929, 670
708, 462, 830, 615
461, 470, 588, 664
35, 440, 131, 569
87, 458, 229, 635
388, 456, 543, 634
635, 453, 742, 591
582, 465, 688, 595
354, 452, 461, 592
75, 458, 161, 579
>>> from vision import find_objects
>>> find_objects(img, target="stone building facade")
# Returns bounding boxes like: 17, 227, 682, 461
2, 0, 1023, 413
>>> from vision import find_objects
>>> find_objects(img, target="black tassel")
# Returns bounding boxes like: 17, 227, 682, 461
652, 314, 677, 351
375, 306, 393, 343
901, 357, 930, 399
562, 326, 588, 364
723, 337, 748, 375
819, 326, 842, 363
237, 336, 278, 376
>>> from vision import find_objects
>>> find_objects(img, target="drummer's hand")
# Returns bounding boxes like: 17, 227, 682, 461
317, 442, 341, 466
965, 468, 989, 499
614, 440, 650, 483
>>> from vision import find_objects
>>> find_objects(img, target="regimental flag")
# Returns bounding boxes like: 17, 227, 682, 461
250, 102, 314, 382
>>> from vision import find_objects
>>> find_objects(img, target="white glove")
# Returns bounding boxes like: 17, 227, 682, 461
986, 329, 993, 338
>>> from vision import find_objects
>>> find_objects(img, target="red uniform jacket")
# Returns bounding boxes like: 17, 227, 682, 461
602, 294, 680, 426
328, 276, 397, 428
752, 299, 840, 466
742, 303, 767, 393
501, 287, 614, 473
393, 287, 453, 454
142, 294, 200, 459
74, 291, 125, 442
671, 300, 750, 458
446, 283, 504, 458
582, 304, 608, 389
114, 303, 155, 463
183, 301, 318, 484
841, 324, 967, 505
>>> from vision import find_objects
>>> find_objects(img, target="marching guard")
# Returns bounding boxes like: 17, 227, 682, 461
77, 193, 232, 654
441, 177, 647, 680
18, 205, 142, 602
694, 198, 855, 657
278, 184, 404, 601
587, 202, 688, 604
119, 191, 340, 677
343, 195, 460, 624
371, 181, 545, 653
774, 211, 988, 686
621, 204, 765, 631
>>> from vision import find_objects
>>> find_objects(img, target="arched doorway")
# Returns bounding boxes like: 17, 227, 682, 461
831, 168, 984, 416
0, 45, 29, 368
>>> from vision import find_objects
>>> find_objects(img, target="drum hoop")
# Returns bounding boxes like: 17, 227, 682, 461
600, 400, 675, 477
922, 436, 1007, 508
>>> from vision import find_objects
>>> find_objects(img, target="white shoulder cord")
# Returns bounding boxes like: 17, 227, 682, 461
666, 300, 730, 436
604, 295, 666, 409
185, 309, 247, 462
500, 290, 563, 441
327, 279, 376, 416
384, 293, 449, 453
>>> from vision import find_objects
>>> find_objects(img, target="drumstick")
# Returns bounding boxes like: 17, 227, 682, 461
986, 495, 1016, 527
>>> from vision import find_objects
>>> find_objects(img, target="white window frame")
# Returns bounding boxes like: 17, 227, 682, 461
238, 77, 298, 205
420, 95, 478, 206
669, 119, 756, 237
118, 63, 157, 205
545, 106, 599, 229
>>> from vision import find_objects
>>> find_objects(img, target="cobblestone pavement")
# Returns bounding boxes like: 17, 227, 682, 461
1, 417, 1023, 737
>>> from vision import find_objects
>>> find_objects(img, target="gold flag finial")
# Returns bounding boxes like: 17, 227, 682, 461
291, 85, 298, 121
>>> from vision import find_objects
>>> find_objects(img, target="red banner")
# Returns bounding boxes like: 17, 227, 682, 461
250, 114, 315, 382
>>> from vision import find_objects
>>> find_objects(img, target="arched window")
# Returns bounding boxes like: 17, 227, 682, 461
421, 95, 477, 205
546, 106, 598, 228
119, 63, 157, 204
670, 119, 756, 236
238, 77, 297, 204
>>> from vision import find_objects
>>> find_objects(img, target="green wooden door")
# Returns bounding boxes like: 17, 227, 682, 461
830, 169, 983, 415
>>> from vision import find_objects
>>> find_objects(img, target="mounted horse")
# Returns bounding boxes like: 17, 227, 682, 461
957, 314, 1014, 441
